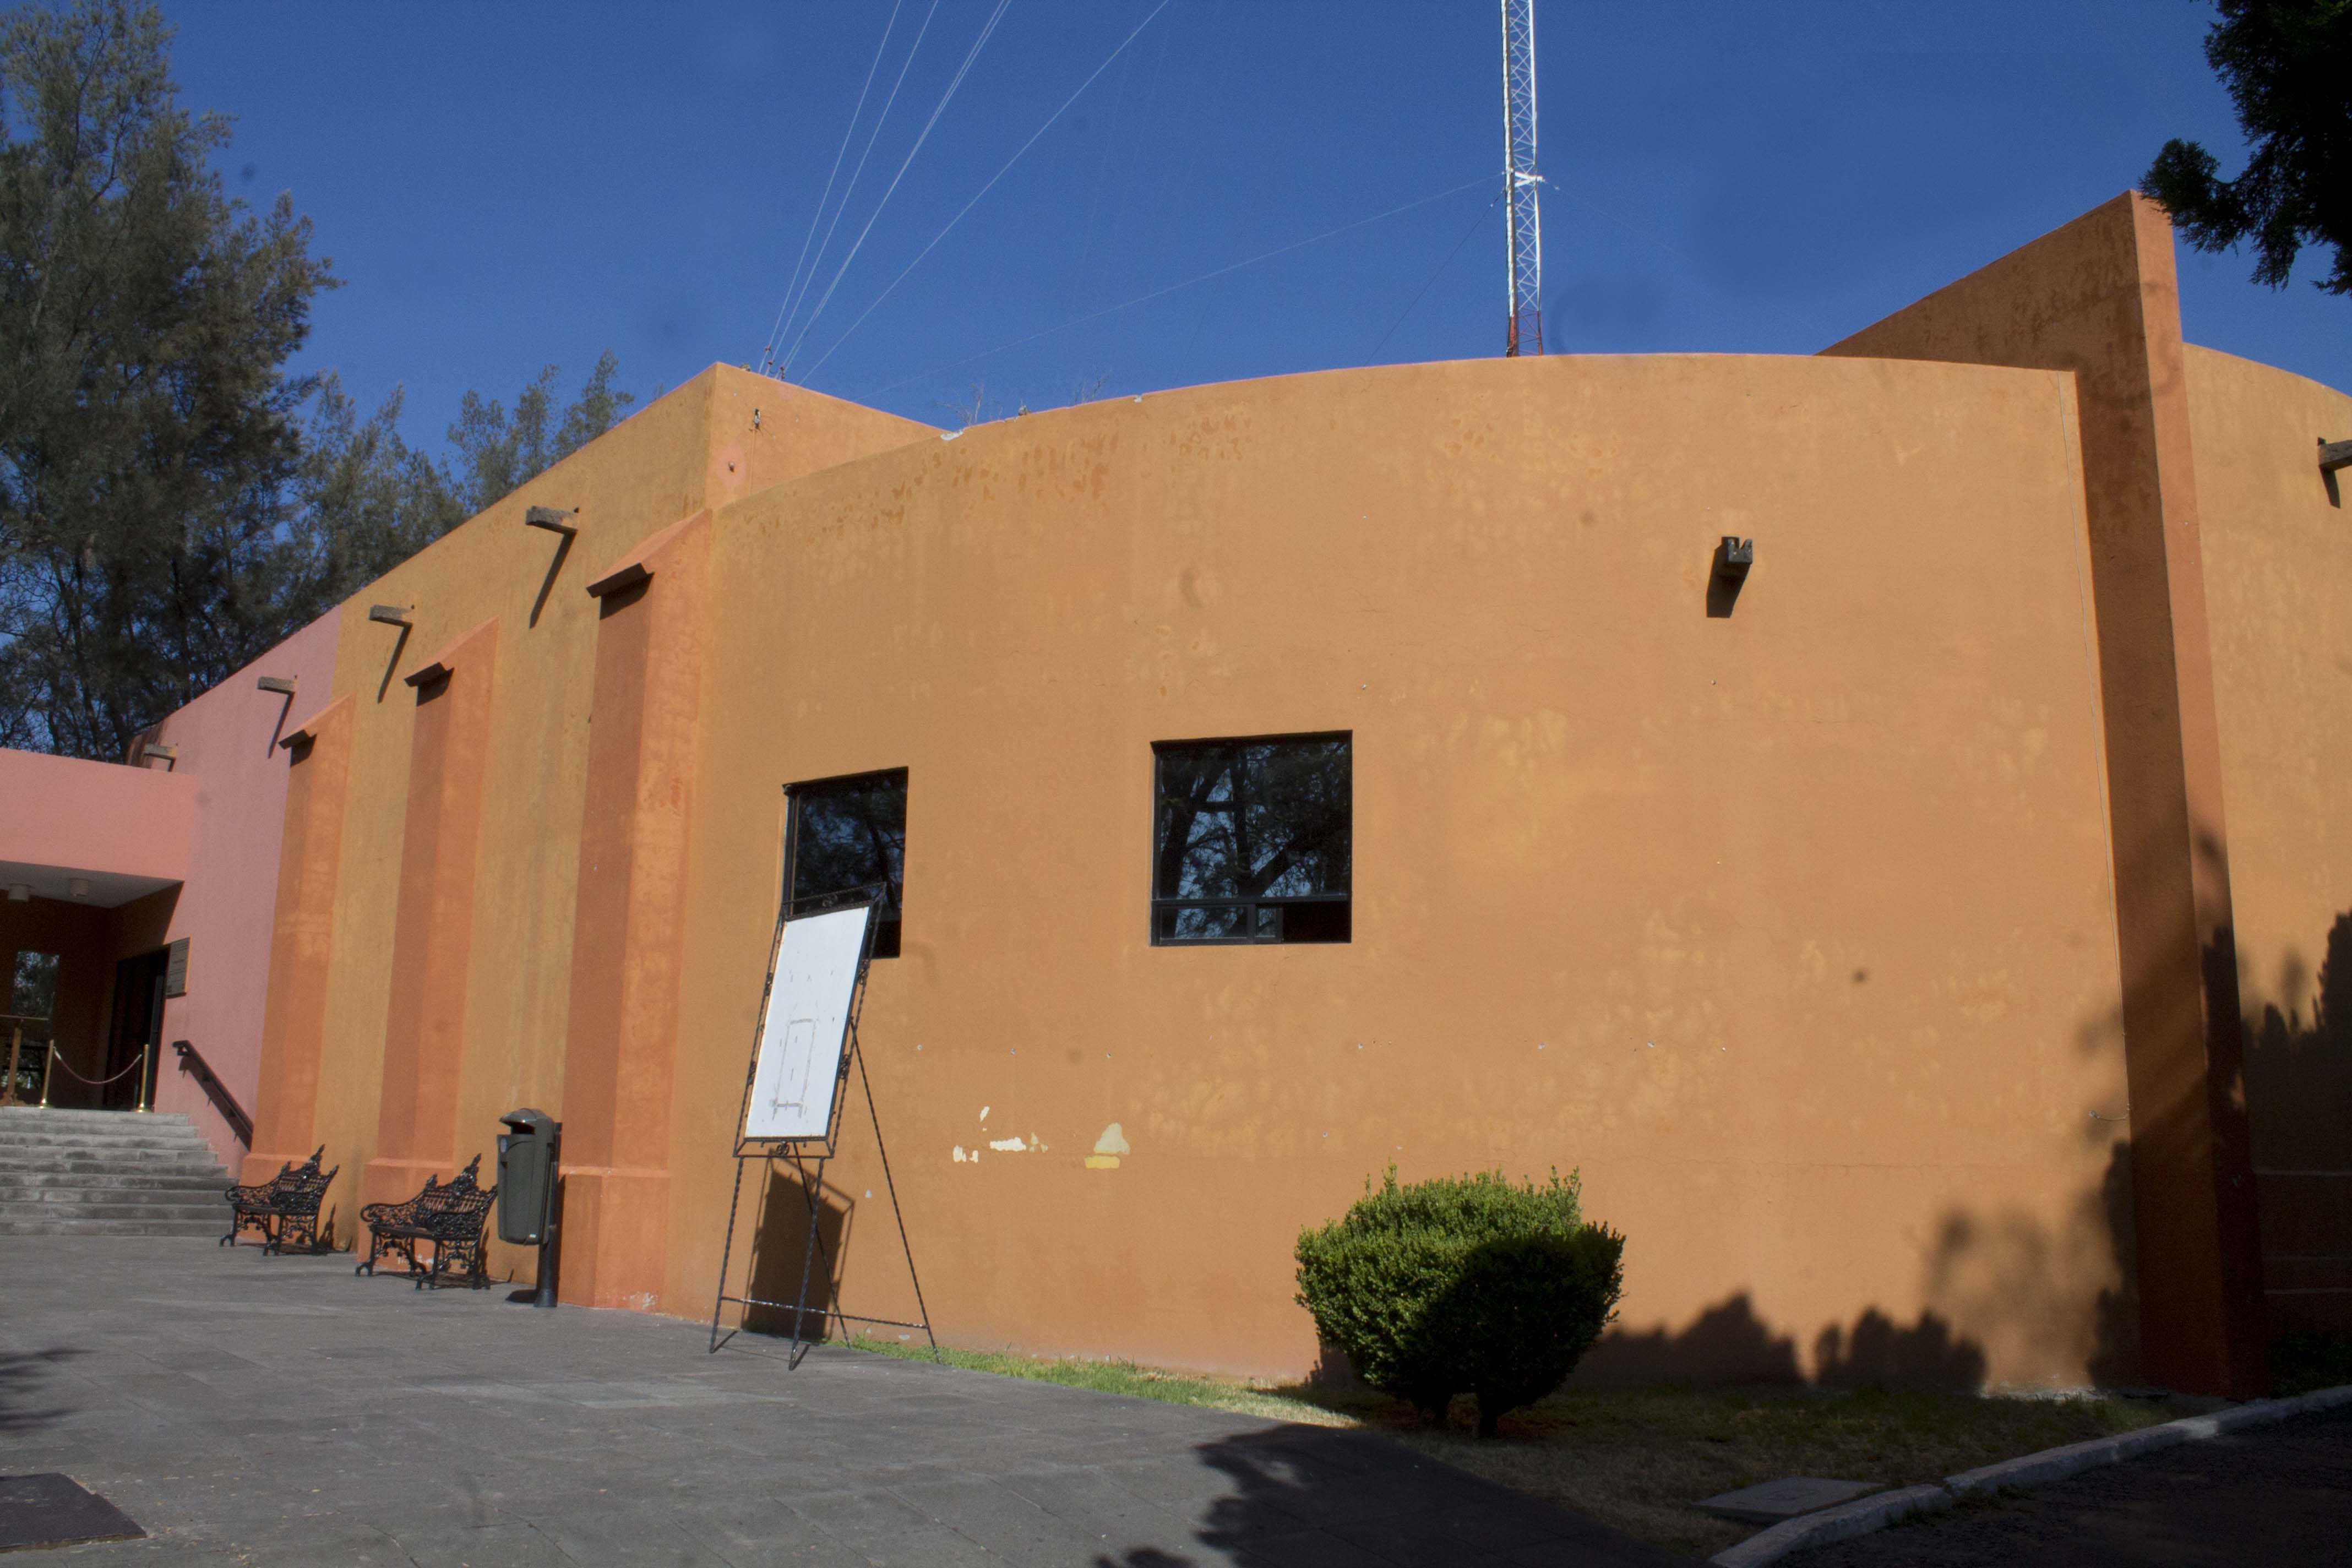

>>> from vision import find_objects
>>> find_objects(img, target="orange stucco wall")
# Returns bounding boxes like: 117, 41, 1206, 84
284, 367, 933, 1261
1821, 193, 2268, 1396
659, 351, 2132, 1389
194, 203, 2345, 1397
2183, 344, 2352, 1333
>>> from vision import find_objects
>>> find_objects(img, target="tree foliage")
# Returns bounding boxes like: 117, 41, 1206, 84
443, 350, 632, 516
2142, 1, 2352, 295
0, 0, 328, 757
0, 1, 634, 760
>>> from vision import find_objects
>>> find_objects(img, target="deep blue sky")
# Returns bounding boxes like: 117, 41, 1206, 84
159, 2, 2345, 444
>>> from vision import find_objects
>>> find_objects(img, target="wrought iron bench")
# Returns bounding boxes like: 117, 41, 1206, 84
356, 1156, 497, 1289
222, 1147, 336, 1254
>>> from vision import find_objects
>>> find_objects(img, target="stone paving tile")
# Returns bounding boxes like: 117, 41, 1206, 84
668, 1491, 872, 1557
1010, 1464, 1251, 1551
787, 1487, 1022, 1566
885, 1476, 1146, 1564
4, 1235, 1689, 1566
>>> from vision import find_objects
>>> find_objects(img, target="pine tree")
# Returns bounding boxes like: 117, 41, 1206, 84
2143, 1, 2352, 295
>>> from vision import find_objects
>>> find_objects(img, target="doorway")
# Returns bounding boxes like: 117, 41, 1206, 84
104, 950, 168, 1111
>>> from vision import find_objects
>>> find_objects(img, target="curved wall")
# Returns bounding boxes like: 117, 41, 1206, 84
668, 352, 2131, 1387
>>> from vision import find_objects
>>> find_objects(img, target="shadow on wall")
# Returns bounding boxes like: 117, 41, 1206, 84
2245, 911, 2352, 1169
2244, 909, 2352, 1334
1574, 1145, 2141, 1391
0, 1348, 79, 1436
739, 1158, 851, 1343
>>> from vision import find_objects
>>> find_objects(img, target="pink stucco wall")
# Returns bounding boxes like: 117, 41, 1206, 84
145, 608, 341, 1163
0, 749, 193, 883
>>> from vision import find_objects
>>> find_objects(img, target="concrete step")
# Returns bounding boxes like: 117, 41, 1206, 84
5, 1188, 228, 1210
0, 1148, 229, 1168
0, 1142, 230, 1163
0, 1107, 242, 1235
0, 1142, 226, 1163
0, 1204, 227, 1222
0, 1126, 217, 1147
0, 1164, 228, 1186
0, 1170, 232, 1193
0, 1218, 227, 1237
8, 1196, 227, 1218
0, 1108, 193, 1125
0, 1114, 200, 1128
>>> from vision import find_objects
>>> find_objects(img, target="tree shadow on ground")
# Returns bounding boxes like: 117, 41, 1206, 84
1086, 1424, 1682, 1568
0, 1348, 82, 1436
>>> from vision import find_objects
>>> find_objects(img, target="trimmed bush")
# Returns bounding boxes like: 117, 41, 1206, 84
1295, 1167, 1625, 1436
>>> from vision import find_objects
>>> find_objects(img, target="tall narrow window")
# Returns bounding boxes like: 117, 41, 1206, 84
785, 769, 908, 959
9, 950, 57, 1018
1152, 734, 1351, 945
6, 951, 57, 1103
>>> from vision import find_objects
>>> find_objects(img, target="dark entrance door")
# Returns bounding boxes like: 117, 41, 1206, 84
104, 950, 168, 1111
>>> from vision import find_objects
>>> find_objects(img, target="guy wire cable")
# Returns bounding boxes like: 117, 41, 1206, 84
848, 173, 1490, 403
760, 0, 905, 375
1369, 191, 1502, 361
770, 0, 946, 375
777, 0, 1015, 379
793, 0, 1177, 385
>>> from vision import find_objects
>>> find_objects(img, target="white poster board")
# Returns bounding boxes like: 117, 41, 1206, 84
743, 903, 874, 1142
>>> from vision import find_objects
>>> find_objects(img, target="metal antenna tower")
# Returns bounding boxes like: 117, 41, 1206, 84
1500, 0, 1543, 356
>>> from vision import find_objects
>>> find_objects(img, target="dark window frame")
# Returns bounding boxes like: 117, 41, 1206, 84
1150, 731, 1352, 947
782, 767, 909, 960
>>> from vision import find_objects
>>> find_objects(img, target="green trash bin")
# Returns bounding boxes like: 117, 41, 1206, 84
496, 1108, 561, 1307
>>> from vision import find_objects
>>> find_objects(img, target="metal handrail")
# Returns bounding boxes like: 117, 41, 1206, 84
169, 1039, 253, 1147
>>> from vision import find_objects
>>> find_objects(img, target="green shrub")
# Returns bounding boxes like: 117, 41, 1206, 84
1294, 1167, 1625, 1436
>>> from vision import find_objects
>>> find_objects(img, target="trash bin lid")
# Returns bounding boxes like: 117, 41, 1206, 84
499, 1107, 558, 1135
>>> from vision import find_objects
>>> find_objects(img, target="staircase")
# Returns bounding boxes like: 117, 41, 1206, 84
0, 1106, 232, 1237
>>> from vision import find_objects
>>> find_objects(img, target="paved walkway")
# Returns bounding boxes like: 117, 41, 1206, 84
0, 1237, 1684, 1566
1803, 1406, 2352, 1567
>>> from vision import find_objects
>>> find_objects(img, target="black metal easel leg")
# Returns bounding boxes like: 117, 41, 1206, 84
856, 1041, 941, 1363
786, 1151, 830, 1369
709, 1155, 752, 1353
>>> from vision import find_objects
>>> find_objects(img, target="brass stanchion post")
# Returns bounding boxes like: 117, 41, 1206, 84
137, 1039, 153, 1112
39, 1043, 53, 1108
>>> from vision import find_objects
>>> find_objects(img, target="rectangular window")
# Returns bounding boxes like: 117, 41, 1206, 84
1152, 733, 1351, 945
9, 951, 58, 1018
785, 769, 908, 960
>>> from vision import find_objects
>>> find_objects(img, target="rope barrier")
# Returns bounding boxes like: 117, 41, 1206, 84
42, 1047, 146, 1086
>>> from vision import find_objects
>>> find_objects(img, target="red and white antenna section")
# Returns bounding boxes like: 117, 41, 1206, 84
1501, 0, 1544, 356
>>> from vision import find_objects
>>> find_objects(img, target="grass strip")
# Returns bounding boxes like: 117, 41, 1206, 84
845, 1335, 1355, 1425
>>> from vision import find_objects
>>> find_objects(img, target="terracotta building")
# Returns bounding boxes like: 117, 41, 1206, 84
5, 195, 2346, 1398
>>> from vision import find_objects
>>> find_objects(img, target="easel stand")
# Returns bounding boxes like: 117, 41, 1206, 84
708, 898, 937, 1366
